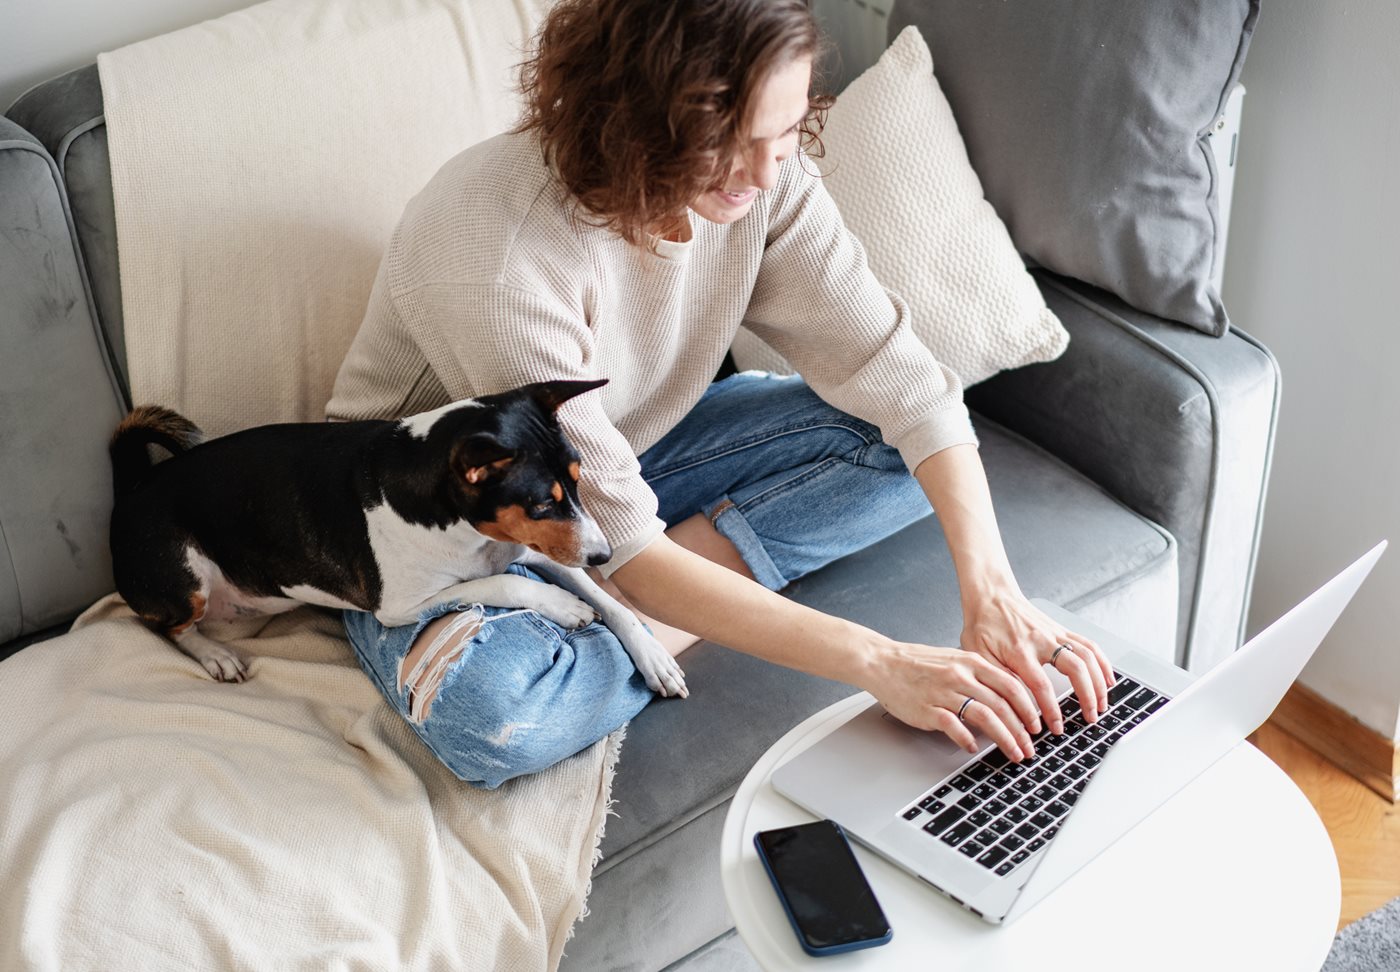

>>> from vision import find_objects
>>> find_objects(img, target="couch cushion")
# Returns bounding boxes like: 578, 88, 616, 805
563, 417, 1176, 970
0, 117, 127, 647
888, 0, 1259, 336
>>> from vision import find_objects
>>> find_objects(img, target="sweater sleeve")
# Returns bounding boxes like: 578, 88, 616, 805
398, 280, 667, 578
742, 154, 977, 472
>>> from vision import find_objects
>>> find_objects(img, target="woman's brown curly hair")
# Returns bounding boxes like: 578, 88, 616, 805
514, 0, 834, 250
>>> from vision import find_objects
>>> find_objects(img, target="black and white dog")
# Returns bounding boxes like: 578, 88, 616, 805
108, 379, 686, 698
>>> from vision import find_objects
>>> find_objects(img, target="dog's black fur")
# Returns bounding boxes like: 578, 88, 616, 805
109, 380, 609, 639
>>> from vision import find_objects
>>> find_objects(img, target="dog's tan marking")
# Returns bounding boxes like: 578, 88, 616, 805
166, 591, 209, 637
476, 504, 583, 565
399, 609, 483, 722
567, 461, 580, 481
551, 481, 564, 503
463, 456, 514, 485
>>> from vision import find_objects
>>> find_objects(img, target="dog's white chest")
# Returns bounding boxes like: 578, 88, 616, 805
363, 502, 520, 614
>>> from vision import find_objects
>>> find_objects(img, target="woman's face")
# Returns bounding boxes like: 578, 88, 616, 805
689, 56, 813, 226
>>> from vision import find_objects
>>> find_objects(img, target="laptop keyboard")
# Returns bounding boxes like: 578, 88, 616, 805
899, 673, 1170, 879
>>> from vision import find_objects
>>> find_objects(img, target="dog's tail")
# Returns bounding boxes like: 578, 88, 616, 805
110, 405, 205, 498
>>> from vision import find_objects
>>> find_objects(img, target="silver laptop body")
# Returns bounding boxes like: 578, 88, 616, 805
771, 542, 1386, 924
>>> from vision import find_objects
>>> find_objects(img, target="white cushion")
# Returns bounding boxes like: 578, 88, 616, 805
731, 25, 1068, 388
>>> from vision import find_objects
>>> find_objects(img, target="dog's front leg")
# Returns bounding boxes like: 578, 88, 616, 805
376, 573, 594, 629
516, 552, 688, 699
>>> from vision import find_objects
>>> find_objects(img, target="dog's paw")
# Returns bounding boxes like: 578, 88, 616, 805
530, 586, 596, 629
194, 645, 248, 683
623, 632, 688, 699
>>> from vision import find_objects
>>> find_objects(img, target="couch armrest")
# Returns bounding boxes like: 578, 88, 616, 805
0, 115, 126, 648
968, 271, 1279, 671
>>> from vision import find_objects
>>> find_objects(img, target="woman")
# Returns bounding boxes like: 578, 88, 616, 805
326, 0, 1113, 788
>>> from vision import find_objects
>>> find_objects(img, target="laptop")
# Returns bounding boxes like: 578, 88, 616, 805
771, 541, 1386, 924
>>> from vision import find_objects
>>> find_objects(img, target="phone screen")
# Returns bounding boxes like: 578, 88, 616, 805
754, 820, 891, 953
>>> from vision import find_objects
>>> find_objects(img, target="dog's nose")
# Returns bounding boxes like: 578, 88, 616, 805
587, 549, 611, 567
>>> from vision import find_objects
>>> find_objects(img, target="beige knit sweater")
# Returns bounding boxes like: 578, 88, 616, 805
326, 130, 976, 577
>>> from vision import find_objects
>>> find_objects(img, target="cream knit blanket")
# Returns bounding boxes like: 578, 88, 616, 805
0, 1, 625, 969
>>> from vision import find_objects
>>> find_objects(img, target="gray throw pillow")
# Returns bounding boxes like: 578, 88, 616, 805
889, 0, 1259, 336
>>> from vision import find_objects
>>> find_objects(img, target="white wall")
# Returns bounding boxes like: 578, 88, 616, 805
1224, 0, 1400, 740
1, 0, 256, 111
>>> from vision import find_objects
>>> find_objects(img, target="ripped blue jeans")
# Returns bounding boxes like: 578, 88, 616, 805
342, 372, 932, 787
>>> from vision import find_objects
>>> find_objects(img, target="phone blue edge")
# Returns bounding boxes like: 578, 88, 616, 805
752, 822, 894, 957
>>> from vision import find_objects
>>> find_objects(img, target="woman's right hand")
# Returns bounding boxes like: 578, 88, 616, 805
862, 640, 1041, 763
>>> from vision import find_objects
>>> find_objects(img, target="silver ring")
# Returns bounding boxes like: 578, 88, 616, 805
1050, 643, 1075, 667
956, 696, 975, 722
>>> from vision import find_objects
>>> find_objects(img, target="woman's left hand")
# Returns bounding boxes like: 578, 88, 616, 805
960, 587, 1116, 735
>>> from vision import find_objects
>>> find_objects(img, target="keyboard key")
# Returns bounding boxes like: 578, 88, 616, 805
995, 861, 1016, 876
923, 806, 965, 836
977, 846, 1009, 868
1046, 801, 1070, 818
1125, 688, 1156, 710
969, 810, 993, 828
985, 798, 1008, 816
1002, 763, 1026, 779
1011, 850, 1031, 864
1132, 711, 1152, 726
1043, 756, 1066, 773
1033, 785, 1056, 802
1100, 715, 1121, 731
1146, 697, 1169, 715
1091, 743, 1110, 759
1070, 736, 1093, 752
1048, 774, 1071, 790
1081, 754, 1102, 770
1044, 826, 1059, 840
1061, 790, 1080, 807
990, 817, 1014, 835
1005, 807, 1029, 824
1085, 724, 1108, 740
903, 807, 922, 820
1000, 834, 1025, 852
934, 784, 953, 799
941, 821, 977, 847
1030, 811, 1056, 830
983, 749, 1010, 770
1059, 696, 1078, 718
1054, 745, 1077, 761
956, 794, 981, 812
1027, 767, 1051, 783
972, 784, 998, 801
1034, 738, 1057, 757
1014, 822, 1039, 841
988, 773, 1011, 790
1011, 778, 1036, 795
918, 796, 944, 811
1107, 677, 1139, 705
1063, 763, 1087, 780
1018, 797, 1045, 814
949, 774, 975, 790
975, 828, 998, 846
1027, 838, 1046, 852
965, 762, 995, 782
959, 841, 984, 858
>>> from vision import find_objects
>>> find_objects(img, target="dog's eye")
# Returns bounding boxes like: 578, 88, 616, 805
531, 503, 553, 518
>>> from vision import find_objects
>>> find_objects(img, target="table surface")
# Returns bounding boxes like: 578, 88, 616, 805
720, 693, 1340, 972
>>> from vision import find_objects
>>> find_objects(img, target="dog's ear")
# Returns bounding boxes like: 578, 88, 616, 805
452, 433, 514, 485
525, 378, 609, 413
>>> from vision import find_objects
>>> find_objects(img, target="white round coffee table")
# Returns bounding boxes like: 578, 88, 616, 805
720, 693, 1339, 972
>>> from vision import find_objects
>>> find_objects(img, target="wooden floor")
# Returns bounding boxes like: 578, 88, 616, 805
1250, 721, 1400, 930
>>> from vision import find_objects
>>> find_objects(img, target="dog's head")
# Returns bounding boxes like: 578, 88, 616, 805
440, 379, 612, 568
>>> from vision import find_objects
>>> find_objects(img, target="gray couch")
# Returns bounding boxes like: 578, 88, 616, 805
1, 12, 1276, 972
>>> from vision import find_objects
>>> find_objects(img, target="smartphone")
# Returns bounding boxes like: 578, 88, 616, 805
753, 819, 893, 956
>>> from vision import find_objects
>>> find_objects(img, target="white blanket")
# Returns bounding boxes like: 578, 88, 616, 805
0, 598, 622, 970
0, 1, 628, 969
